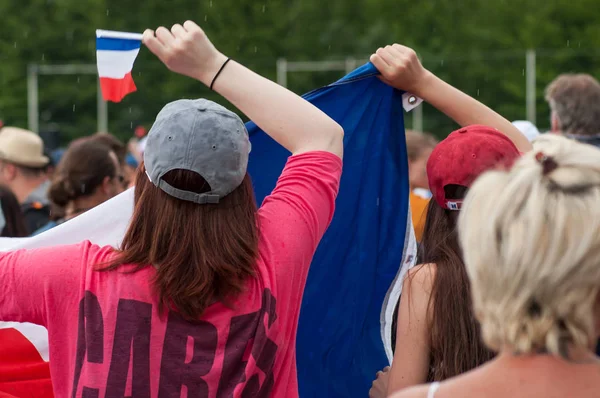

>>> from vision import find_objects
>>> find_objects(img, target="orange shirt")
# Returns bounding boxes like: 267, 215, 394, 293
410, 191, 430, 242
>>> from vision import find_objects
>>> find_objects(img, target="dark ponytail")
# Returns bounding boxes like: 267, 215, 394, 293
48, 141, 117, 207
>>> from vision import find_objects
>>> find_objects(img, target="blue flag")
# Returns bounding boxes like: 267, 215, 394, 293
247, 63, 416, 397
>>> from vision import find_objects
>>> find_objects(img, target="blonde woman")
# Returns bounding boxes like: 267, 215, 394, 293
394, 134, 600, 397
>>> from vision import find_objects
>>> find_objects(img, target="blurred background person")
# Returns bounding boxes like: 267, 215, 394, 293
88, 132, 129, 187
0, 185, 28, 238
394, 134, 600, 398
124, 153, 138, 188
405, 130, 437, 242
0, 127, 51, 234
545, 73, 600, 147
34, 140, 123, 235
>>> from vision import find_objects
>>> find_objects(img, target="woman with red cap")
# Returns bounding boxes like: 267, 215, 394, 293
368, 44, 532, 398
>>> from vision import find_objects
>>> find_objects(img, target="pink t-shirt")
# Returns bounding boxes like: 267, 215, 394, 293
0, 151, 342, 398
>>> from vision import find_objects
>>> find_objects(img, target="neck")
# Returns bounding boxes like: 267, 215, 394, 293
65, 193, 106, 220
13, 177, 47, 204
494, 346, 598, 367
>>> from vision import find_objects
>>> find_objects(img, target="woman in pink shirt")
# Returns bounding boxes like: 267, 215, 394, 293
0, 21, 343, 397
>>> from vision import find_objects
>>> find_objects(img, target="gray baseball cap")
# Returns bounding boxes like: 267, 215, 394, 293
144, 99, 250, 204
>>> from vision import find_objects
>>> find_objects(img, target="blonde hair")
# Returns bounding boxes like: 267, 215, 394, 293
405, 130, 437, 162
458, 134, 600, 357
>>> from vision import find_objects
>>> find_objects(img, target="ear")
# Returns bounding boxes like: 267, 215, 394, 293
4, 163, 17, 181
101, 176, 113, 195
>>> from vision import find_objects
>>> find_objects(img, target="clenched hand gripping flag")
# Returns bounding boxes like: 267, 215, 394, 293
0, 63, 417, 398
96, 30, 142, 102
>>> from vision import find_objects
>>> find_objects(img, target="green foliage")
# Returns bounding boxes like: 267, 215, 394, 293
0, 0, 599, 143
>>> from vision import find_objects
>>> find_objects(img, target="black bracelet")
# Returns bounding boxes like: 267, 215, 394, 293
210, 58, 232, 90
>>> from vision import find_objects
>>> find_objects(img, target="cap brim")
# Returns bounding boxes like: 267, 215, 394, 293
0, 155, 50, 168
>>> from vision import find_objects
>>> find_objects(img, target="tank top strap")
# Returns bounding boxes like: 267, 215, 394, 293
427, 382, 441, 398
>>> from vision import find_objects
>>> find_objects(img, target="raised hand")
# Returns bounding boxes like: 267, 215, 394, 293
370, 44, 431, 95
142, 21, 228, 87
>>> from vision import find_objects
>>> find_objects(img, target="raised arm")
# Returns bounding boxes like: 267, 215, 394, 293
143, 21, 344, 158
387, 264, 436, 395
371, 45, 532, 153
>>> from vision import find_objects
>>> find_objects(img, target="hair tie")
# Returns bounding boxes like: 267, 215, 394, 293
535, 151, 558, 175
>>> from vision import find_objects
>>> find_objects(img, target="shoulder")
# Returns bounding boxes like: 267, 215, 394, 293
40, 240, 115, 265
400, 264, 437, 321
405, 263, 437, 291
32, 220, 58, 236
389, 384, 430, 398
274, 150, 342, 188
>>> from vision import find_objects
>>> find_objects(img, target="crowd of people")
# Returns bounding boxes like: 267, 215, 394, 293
0, 129, 142, 238
1, 19, 600, 398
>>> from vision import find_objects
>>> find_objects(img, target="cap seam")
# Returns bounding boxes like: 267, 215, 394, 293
183, 109, 200, 170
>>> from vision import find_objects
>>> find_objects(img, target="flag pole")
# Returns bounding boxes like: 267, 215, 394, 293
96, 29, 143, 41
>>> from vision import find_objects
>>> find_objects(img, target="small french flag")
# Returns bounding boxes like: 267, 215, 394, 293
96, 30, 143, 103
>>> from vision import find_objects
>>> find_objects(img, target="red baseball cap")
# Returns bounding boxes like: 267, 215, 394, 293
427, 125, 520, 210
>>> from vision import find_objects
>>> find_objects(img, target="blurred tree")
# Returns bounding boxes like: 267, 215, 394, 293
0, 0, 599, 143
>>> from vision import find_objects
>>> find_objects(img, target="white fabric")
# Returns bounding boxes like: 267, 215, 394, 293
96, 49, 140, 79
381, 204, 418, 363
402, 92, 424, 112
412, 187, 432, 200
512, 120, 540, 142
427, 382, 441, 398
0, 322, 49, 361
96, 29, 143, 41
0, 188, 134, 252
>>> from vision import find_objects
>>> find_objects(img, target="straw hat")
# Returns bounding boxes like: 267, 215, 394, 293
0, 127, 49, 168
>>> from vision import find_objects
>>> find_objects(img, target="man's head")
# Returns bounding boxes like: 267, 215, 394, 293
0, 127, 49, 203
406, 130, 437, 190
545, 74, 600, 138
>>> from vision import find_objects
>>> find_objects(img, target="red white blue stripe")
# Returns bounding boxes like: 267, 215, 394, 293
96, 30, 142, 102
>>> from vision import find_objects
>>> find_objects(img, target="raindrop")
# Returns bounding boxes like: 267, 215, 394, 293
129, 107, 132, 113
23, 31, 29, 39
254, 46, 258, 53
578, 42, 581, 48
73, 104, 76, 112
477, 89, 480, 97
440, 59, 444, 66
522, 69, 525, 76
262, 4, 266, 12
328, 45, 331, 51
41, 54, 45, 61
567, 40, 570, 47
13, 42, 17, 48
130, 122, 133, 128
77, 77, 80, 83
106, 9, 109, 16
205, 15, 208, 21
209, 0, 212, 7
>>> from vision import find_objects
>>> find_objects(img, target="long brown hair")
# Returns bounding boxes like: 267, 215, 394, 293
101, 164, 259, 320
0, 185, 28, 237
418, 185, 494, 381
